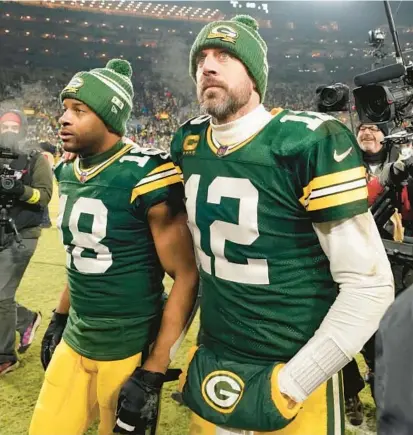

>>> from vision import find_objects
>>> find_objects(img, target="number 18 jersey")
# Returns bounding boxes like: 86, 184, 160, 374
55, 140, 183, 360
171, 109, 368, 365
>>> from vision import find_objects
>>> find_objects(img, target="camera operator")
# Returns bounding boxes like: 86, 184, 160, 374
343, 122, 390, 426
0, 110, 53, 376
358, 123, 390, 181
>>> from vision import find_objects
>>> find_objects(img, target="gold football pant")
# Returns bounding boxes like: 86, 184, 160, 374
188, 372, 344, 435
29, 340, 142, 435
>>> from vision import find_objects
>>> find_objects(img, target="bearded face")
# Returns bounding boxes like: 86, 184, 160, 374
195, 49, 256, 124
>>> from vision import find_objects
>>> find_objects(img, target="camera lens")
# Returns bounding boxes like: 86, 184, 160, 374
366, 87, 390, 122
320, 87, 343, 107
1, 178, 15, 190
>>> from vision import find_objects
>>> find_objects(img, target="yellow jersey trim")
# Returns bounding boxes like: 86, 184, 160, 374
73, 144, 133, 183
307, 186, 368, 211
130, 174, 182, 203
300, 166, 367, 207
148, 162, 175, 176
206, 125, 260, 157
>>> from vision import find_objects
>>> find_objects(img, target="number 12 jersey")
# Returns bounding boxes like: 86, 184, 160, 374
171, 109, 368, 365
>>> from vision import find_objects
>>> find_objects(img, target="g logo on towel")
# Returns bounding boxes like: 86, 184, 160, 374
202, 371, 244, 414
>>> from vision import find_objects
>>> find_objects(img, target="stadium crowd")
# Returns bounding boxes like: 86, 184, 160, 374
2, 3, 409, 434
1, 65, 337, 153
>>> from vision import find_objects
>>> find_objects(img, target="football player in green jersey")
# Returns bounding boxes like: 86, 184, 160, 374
29, 59, 198, 435
169, 15, 394, 435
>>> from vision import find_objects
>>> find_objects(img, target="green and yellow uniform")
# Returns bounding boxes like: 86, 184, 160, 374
171, 110, 368, 434
30, 140, 183, 435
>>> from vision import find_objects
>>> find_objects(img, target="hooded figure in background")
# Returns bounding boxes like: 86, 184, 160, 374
0, 109, 53, 376
0, 110, 29, 152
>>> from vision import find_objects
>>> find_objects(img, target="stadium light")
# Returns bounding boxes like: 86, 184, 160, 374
5, 29, 9, 33
26, 31, 30, 35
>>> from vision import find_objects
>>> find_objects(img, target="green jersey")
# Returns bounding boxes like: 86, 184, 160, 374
171, 109, 368, 365
55, 140, 183, 360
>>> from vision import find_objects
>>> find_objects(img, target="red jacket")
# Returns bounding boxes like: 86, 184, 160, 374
368, 176, 413, 221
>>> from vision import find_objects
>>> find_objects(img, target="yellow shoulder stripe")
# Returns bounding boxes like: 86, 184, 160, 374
130, 174, 182, 203
301, 166, 366, 204
307, 186, 368, 211
147, 162, 175, 176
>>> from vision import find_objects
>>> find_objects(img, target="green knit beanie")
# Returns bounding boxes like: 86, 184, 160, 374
60, 59, 134, 136
189, 15, 268, 102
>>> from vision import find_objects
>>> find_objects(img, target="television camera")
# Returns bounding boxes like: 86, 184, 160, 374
0, 147, 24, 251
315, 1, 413, 276
317, 2, 413, 127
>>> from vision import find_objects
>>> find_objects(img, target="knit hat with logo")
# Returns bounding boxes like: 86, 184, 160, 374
60, 59, 134, 135
189, 15, 268, 102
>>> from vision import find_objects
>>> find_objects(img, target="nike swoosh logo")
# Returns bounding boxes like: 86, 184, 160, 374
334, 147, 352, 162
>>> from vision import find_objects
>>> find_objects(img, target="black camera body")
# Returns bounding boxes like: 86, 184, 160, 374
0, 149, 25, 250
0, 166, 20, 192
0, 147, 23, 198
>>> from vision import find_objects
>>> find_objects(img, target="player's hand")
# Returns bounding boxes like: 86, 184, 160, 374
114, 367, 165, 434
0, 179, 24, 197
40, 311, 68, 370
272, 364, 302, 420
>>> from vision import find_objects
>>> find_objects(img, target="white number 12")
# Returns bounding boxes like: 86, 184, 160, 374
186, 175, 269, 285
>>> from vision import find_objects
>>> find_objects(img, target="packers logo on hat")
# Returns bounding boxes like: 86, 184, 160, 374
207, 25, 238, 44
63, 76, 84, 94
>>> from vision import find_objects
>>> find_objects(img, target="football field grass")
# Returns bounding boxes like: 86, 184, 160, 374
0, 190, 376, 435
